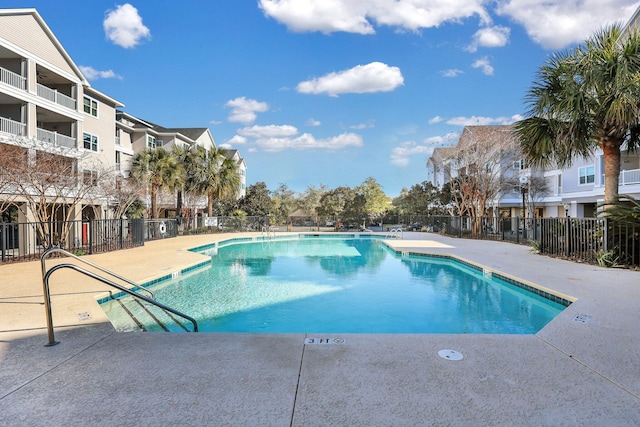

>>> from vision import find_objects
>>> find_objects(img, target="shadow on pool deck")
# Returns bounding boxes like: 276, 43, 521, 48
1, 232, 639, 426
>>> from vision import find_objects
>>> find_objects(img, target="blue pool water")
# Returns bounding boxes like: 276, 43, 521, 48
100, 237, 568, 334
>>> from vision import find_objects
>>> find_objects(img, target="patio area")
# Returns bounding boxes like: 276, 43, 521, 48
1, 232, 639, 426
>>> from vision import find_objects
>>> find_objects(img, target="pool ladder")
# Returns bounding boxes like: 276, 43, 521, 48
386, 228, 404, 239
40, 248, 198, 346
261, 225, 276, 240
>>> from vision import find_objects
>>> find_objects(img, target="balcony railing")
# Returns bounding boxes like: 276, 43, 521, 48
620, 168, 640, 185
0, 116, 26, 136
36, 83, 76, 110
36, 128, 77, 149
0, 66, 26, 90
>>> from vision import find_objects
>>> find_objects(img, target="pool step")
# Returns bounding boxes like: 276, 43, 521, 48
102, 297, 192, 332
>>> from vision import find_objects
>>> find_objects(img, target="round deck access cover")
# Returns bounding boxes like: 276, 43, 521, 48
438, 349, 463, 361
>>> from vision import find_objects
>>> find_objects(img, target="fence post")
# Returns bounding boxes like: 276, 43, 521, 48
88, 218, 94, 255
119, 218, 124, 249
1, 222, 6, 262
565, 216, 570, 258
603, 217, 608, 254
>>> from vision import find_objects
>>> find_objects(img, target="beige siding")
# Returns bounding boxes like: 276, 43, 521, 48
81, 98, 117, 169
0, 14, 77, 77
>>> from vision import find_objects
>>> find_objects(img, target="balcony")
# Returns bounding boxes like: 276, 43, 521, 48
620, 168, 640, 185
36, 128, 76, 149
0, 66, 26, 90
0, 116, 26, 136
36, 83, 76, 110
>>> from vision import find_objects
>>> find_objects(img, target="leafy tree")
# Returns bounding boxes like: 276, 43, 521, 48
393, 181, 442, 216
515, 24, 640, 205
238, 182, 274, 217
299, 184, 328, 224
271, 183, 297, 224
317, 186, 358, 222
356, 177, 389, 224
130, 147, 182, 218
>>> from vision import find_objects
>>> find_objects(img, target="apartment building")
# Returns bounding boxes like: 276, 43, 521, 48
0, 8, 246, 223
426, 125, 640, 218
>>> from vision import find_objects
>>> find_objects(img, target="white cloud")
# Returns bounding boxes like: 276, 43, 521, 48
306, 118, 322, 126
391, 132, 459, 167
259, 0, 489, 34
225, 135, 248, 145
428, 116, 444, 124
496, 0, 640, 49
256, 132, 364, 152
472, 57, 494, 75
226, 97, 269, 124
103, 3, 151, 49
466, 25, 510, 52
350, 120, 375, 129
79, 66, 122, 81
390, 141, 433, 167
440, 69, 463, 78
238, 124, 298, 138
446, 115, 523, 126
297, 62, 404, 97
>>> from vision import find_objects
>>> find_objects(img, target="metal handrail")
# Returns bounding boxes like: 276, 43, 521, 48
40, 249, 198, 346
41, 247, 154, 298
386, 228, 403, 239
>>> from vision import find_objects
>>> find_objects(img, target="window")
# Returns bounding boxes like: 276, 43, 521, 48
147, 135, 156, 149
579, 166, 595, 184
513, 159, 528, 170
115, 152, 121, 171
83, 170, 98, 186
83, 96, 98, 117
83, 133, 98, 152
156, 139, 164, 147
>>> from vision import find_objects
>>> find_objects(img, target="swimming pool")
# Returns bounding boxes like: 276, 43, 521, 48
100, 236, 569, 334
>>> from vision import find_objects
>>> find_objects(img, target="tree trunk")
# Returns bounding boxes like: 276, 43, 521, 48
176, 188, 183, 219
151, 185, 158, 219
208, 190, 213, 217
602, 142, 621, 205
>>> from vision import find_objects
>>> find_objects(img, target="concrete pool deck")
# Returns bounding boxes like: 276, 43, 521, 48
1, 232, 639, 426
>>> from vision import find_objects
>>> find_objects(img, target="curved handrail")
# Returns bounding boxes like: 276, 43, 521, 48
41, 263, 198, 346
41, 247, 154, 298
386, 228, 404, 239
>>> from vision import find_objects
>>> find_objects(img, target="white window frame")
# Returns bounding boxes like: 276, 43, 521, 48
83, 132, 98, 152
579, 165, 595, 185
147, 135, 156, 149
83, 96, 98, 117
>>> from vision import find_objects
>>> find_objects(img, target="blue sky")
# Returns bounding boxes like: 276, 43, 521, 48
10, 0, 640, 196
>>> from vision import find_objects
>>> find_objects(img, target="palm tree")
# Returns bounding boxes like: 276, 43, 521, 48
215, 155, 241, 203
130, 147, 182, 218
186, 146, 223, 217
171, 144, 191, 220
515, 24, 640, 205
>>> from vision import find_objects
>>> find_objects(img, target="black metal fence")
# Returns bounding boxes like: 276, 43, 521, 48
179, 216, 268, 234
401, 215, 639, 268
3, 214, 637, 268
0, 218, 178, 263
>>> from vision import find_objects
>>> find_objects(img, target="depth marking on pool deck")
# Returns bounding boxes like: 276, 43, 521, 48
304, 338, 345, 345
573, 313, 591, 323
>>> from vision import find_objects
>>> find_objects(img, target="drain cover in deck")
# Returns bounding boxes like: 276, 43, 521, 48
438, 349, 463, 361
